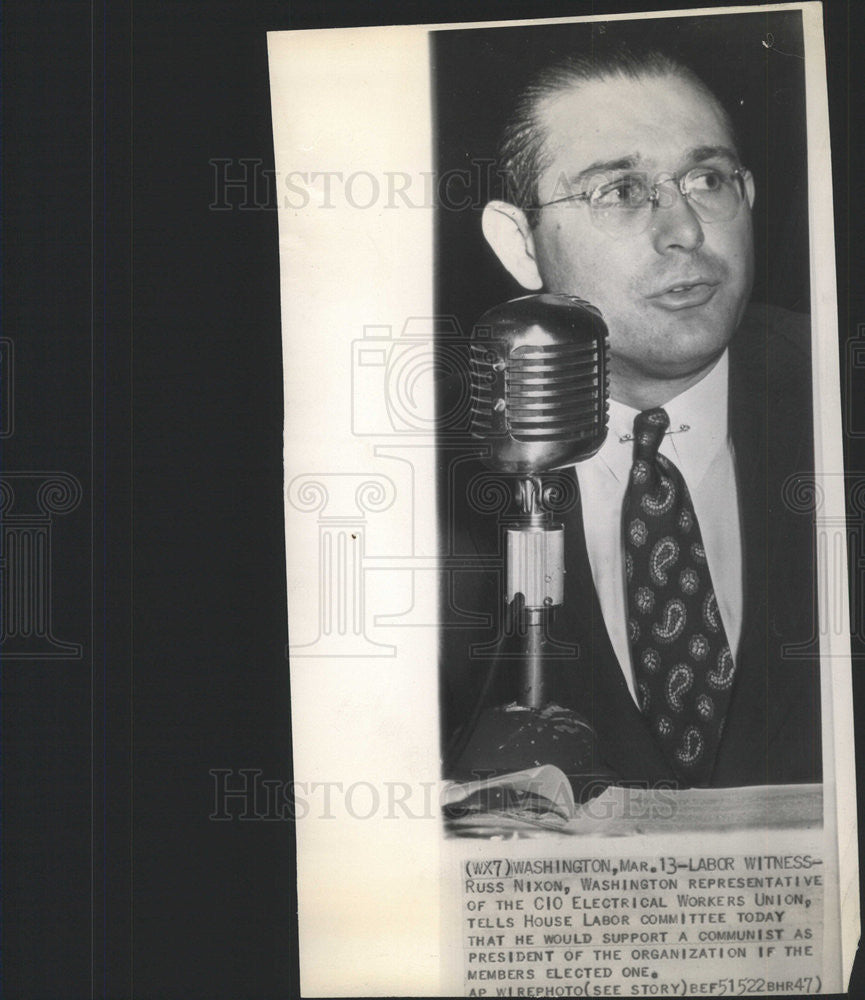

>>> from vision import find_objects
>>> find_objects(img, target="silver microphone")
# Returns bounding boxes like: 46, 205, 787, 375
469, 293, 609, 475
446, 295, 614, 785
468, 293, 609, 707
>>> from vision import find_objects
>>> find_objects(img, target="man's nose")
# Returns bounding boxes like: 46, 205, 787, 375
648, 182, 705, 253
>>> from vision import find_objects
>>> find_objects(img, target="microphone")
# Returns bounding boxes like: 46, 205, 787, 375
447, 294, 616, 795
469, 293, 609, 474
469, 293, 610, 705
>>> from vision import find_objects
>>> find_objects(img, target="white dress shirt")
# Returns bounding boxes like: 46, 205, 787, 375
575, 351, 743, 703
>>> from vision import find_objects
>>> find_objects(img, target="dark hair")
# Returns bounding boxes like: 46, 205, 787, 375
497, 45, 737, 226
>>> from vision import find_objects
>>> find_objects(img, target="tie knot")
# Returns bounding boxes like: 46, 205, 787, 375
633, 407, 669, 459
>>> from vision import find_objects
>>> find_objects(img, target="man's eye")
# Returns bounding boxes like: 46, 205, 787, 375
686, 168, 725, 194
592, 176, 649, 209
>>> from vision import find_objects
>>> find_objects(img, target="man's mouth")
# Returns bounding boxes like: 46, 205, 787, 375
648, 279, 720, 310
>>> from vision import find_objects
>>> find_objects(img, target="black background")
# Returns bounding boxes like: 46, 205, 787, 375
2, 1, 863, 998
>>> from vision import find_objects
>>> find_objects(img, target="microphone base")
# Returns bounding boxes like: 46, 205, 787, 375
449, 702, 617, 803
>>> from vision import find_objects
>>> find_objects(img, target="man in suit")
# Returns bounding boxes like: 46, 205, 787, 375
442, 48, 821, 788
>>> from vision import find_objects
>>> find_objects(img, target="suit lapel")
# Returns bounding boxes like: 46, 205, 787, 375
729, 319, 771, 658
721, 311, 785, 779
557, 468, 677, 783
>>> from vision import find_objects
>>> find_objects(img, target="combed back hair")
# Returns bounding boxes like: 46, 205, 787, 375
497, 45, 738, 227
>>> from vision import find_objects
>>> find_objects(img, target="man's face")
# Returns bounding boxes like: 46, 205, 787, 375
530, 73, 755, 397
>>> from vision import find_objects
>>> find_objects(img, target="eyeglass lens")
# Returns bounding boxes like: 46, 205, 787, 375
591, 169, 745, 236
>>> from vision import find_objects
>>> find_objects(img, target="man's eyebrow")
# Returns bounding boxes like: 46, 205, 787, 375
557, 146, 740, 192
566, 155, 642, 185
685, 145, 739, 164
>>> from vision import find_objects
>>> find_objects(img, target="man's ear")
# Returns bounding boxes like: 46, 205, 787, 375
481, 200, 544, 291
743, 169, 756, 209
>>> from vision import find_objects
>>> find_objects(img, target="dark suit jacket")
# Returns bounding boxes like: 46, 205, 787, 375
440, 304, 822, 787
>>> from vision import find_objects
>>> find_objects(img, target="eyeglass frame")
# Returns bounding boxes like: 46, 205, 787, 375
528, 164, 752, 233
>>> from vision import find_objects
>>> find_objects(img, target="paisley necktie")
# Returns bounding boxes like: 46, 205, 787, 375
623, 407, 736, 786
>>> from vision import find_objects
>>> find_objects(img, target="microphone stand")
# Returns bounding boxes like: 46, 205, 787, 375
444, 468, 584, 780
507, 475, 564, 709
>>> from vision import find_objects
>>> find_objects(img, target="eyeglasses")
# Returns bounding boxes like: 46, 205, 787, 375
531, 166, 750, 239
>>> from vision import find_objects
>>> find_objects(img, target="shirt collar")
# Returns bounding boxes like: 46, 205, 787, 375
597, 350, 730, 487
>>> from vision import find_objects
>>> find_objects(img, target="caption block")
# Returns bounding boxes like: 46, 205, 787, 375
462, 850, 824, 996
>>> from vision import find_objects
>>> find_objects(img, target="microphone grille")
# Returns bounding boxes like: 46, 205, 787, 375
468, 293, 610, 473
468, 342, 496, 438
506, 341, 604, 442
